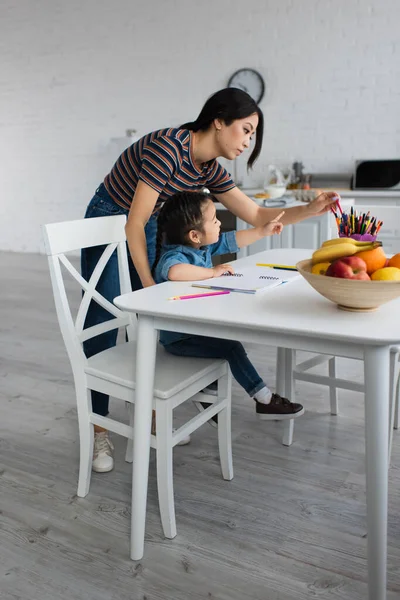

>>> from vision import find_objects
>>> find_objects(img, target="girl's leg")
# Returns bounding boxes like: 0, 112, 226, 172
164, 336, 265, 396
164, 335, 304, 419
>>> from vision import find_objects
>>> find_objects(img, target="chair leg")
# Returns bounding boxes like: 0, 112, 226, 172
155, 400, 176, 539
394, 367, 400, 432
279, 348, 294, 447
395, 385, 400, 431
77, 389, 93, 498
328, 357, 339, 415
388, 354, 399, 462
125, 403, 134, 463
217, 372, 233, 481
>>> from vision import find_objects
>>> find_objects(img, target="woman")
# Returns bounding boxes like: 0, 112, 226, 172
82, 87, 338, 472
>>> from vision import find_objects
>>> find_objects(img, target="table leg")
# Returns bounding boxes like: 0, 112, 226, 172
364, 346, 390, 600
276, 347, 294, 446
130, 315, 157, 560
276, 347, 286, 397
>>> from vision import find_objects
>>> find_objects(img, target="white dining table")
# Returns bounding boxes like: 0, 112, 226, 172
114, 248, 399, 600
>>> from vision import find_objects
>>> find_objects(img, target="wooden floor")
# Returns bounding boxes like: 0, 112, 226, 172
1, 251, 400, 600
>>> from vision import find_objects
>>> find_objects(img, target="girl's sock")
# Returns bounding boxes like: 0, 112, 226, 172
253, 386, 272, 405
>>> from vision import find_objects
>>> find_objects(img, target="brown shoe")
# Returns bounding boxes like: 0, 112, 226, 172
255, 393, 304, 421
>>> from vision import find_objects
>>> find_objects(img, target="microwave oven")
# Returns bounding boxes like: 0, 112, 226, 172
353, 159, 400, 190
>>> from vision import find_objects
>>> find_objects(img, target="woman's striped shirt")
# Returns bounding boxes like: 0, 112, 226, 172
104, 128, 235, 213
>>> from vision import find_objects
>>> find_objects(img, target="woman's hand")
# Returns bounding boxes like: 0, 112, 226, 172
262, 211, 284, 236
306, 191, 340, 217
212, 264, 234, 277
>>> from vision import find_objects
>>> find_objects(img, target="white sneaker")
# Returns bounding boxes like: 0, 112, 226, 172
174, 429, 191, 446
151, 416, 191, 446
92, 431, 114, 473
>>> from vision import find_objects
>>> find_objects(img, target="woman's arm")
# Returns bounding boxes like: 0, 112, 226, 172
125, 180, 160, 287
214, 186, 339, 227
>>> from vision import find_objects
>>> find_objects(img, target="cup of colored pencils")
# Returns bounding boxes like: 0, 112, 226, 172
331, 204, 383, 241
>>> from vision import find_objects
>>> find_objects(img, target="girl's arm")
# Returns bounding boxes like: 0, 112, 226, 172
168, 263, 234, 281
125, 180, 160, 287
214, 186, 339, 227
236, 212, 284, 248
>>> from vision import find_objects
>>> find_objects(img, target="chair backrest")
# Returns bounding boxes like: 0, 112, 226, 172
42, 215, 134, 380
329, 205, 400, 253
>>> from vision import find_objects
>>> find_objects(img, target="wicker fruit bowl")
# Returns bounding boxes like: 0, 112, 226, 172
296, 259, 400, 312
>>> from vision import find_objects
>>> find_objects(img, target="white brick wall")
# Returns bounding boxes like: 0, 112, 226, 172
1, 0, 399, 252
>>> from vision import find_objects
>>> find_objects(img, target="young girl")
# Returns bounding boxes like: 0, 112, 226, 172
83, 87, 337, 471
153, 191, 304, 420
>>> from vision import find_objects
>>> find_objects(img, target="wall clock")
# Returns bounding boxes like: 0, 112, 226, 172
227, 68, 265, 104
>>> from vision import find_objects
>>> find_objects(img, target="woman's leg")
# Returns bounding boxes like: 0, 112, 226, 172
81, 189, 128, 417
81, 193, 160, 471
81, 242, 120, 417
81, 190, 158, 417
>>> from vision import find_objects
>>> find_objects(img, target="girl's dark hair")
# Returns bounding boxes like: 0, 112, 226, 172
181, 87, 264, 170
152, 191, 210, 276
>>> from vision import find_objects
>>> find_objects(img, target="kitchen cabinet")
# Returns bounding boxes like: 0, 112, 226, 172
235, 212, 331, 258
343, 204, 400, 255
215, 186, 400, 260
327, 192, 400, 254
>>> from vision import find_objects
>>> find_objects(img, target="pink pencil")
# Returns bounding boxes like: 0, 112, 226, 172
333, 194, 343, 215
168, 290, 231, 301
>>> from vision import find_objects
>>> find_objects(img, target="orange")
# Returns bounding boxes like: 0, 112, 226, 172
355, 246, 386, 275
388, 253, 400, 269
371, 267, 400, 281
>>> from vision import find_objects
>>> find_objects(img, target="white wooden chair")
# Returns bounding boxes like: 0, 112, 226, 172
290, 205, 400, 458
42, 215, 233, 548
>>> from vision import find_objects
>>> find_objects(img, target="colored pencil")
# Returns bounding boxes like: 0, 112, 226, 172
256, 263, 298, 271
168, 290, 231, 301
333, 208, 383, 237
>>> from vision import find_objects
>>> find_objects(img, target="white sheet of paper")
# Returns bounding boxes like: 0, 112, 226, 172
192, 267, 300, 294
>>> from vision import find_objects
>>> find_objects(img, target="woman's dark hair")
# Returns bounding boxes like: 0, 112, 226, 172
181, 87, 264, 170
152, 191, 210, 276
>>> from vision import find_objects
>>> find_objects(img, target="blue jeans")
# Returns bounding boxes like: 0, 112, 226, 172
81, 184, 158, 416
163, 335, 266, 397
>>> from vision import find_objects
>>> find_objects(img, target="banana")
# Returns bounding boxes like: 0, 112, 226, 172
312, 242, 380, 265
322, 238, 382, 248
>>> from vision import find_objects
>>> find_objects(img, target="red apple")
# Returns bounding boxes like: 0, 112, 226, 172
326, 256, 368, 279
352, 271, 371, 280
